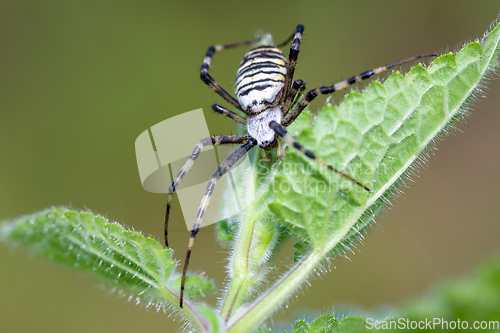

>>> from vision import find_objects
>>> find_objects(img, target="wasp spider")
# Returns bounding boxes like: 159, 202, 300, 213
164, 25, 435, 308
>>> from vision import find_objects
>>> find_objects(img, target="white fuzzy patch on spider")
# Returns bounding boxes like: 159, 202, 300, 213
247, 106, 282, 148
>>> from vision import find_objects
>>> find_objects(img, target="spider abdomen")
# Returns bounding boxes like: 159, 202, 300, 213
235, 46, 287, 114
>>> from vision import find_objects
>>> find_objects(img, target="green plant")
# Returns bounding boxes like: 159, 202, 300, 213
1, 18, 499, 333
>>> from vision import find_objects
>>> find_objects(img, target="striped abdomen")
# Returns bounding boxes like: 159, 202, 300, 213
235, 46, 287, 114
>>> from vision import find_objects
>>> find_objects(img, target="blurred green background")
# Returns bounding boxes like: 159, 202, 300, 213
1, 1, 499, 332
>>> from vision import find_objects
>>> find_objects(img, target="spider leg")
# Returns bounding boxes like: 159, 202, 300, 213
164, 135, 250, 247
276, 25, 300, 48
279, 25, 304, 107
283, 53, 437, 126
261, 149, 272, 162
180, 139, 257, 308
201, 37, 262, 114
269, 120, 370, 191
283, 79, 305, 112
212, 104, 247, 125
276, 137, 284, 161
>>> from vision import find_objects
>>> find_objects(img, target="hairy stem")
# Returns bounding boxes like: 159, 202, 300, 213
226, 248, 325, 332
158, 289, 210, 332
220, 186, 274, 321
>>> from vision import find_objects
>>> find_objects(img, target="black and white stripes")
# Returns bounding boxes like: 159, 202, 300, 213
235, 46, 287, 113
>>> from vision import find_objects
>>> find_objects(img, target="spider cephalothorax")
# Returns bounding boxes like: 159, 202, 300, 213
164, 24, 435, 308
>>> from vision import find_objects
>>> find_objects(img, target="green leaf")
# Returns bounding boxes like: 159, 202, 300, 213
310, 315, 339, 332
198, 307, 225, 333
0, 208, 214, 311
339, 317, 378, 332
216, 216, 238, 243
292, 320, 310, 333
286, 315, 386, 333
267, 23, 500, 255
172, 275, 216, 298
226, 21, 500, 333
293, 240, 312, 262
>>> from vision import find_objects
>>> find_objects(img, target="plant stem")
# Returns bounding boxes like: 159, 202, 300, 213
220, 189, 271, 321
226, 248, 326, 332
157, 288, 211, 332
182, 302, 211, 332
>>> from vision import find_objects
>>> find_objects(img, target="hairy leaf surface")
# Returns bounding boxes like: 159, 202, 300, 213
0, 208, 214, 308
266, 23, 500, 254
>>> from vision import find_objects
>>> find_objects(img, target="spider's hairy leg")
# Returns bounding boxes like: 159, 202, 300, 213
269, 121, 370, 191
283, 53, 437, 126
280, 24, 304, 106
164, 135, 250, 247
283, 79, 305, 112
180, 139, 257, 308
201, 37, 262, 114
212, 104, 247, 124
